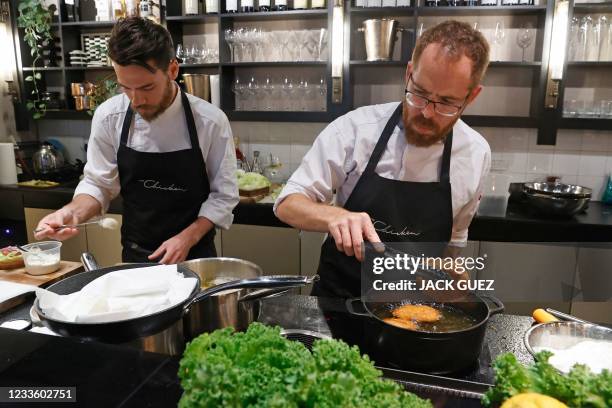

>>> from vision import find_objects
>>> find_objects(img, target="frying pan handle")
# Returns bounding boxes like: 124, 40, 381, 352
185, 275, 319, 310
481, 294, 504, 315
345, 298, 370, 317
238, 287, 291, 303
81, 252, 100, 272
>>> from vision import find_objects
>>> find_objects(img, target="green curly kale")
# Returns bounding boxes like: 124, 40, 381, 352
482, 352, 612, 408
178, 323, 432, 408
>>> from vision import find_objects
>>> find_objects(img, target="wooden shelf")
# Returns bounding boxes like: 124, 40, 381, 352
574, 2, 612, 13
489, 61, 542, 67
417, 5, 546, 15
41, 110, 93, 120
567, 61, 612, 67
222, 61, 327, 67
64, 66, 114, 71
227, 110, 333, 122
559, 117, 612, 131
165, 14, 219, 22
220, 9, 328, 20
462, 115, 538, 128
179, 63, 220, 68
22, 67, 63, 71
61, 20, 116, 27
350, 6, 415, 15
350, 60, 407, 66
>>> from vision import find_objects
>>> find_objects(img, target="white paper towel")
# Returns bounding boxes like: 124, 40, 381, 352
0, 143, 17, 185
210, 75, 220, 108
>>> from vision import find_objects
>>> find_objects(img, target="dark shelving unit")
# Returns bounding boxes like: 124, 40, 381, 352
8, 0, 609, 140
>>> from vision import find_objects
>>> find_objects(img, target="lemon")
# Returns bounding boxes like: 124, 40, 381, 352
501, 393, 568, 408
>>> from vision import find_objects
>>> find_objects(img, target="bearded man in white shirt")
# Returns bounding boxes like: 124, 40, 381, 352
275, 21, 492, 298
35, 17, 238, 264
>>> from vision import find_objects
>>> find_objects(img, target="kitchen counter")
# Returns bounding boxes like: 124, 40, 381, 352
0, 294, 534, 407
2, 183, 612, 241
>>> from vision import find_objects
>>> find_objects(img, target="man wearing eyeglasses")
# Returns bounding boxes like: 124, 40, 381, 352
274, 21, 491, 298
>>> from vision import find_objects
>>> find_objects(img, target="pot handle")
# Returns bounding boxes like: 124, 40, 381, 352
81, 252, 100, 272
238, 287, 291, 303
345, 298, 370, 317
185, 275, 319, 311
480, 294, 504, 315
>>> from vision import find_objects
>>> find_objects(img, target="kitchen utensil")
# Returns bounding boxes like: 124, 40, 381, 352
182, 73, 211, 101
20, 241, 62, 276
358, 19, 404, 61
33, 217, 119, 234
523, 191, 590, 217
32, 143, 65, 174
523, 181, 592, 199
532, 308, 559, 324
544, 308, 592, 324
34, 257, 316, 355
179, 257, 316, 340
346, 289, 503, 374
524, 321, 612, 373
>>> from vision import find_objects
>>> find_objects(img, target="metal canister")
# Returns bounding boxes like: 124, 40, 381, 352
358, 19, 404, 61
182, 74, 211, 101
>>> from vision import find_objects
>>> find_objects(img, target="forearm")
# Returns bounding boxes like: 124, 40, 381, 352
276, 193, 348, 233
181, 216, 215, 246
64, 194, 103, 223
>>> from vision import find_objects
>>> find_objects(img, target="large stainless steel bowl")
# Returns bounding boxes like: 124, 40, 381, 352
524, 182, 592, 198
523, 182, 591, 216
524, 321, 612, 372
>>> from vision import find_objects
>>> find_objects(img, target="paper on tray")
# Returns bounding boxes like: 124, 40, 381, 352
35, 264, 197, 323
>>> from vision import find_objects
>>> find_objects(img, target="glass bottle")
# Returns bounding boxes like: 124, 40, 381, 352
274, 0, 288, 10
234, 136, 246, 169
251, 151, 263, 174
226, 0, 239, 12
112, 0, 126, 20
263, 155, 284, 184
185, 0, 199, 14
240, 0, 255, 12
259, 0, 272, 11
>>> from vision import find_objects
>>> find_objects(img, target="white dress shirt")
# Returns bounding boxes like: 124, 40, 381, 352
75, 84, 239, 230
274, 102, 491, 246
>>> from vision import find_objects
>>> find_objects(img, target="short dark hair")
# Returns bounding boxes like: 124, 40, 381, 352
413, 20, 490, 87
108, 17, 174, 73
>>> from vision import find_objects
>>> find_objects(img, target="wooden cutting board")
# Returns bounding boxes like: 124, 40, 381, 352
0, 261, 83, 287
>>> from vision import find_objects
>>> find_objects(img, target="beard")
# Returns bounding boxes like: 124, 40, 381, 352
402, 101, 457, 147
134, 78, 176, 121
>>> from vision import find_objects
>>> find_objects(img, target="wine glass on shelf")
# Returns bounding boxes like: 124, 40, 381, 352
232, 77, 245, 111
492, 21, 506, 61
516, 25, 534, 62
245, 76, 259, 111
317, 77, 327, 112
262, 76, 275, 111
297, 78, 311, 111
176, 43, 186, 64
224, 29, 236, 62
281, 77, 295, 111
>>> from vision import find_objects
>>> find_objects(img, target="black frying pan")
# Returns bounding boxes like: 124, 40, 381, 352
34, 262, 315, 344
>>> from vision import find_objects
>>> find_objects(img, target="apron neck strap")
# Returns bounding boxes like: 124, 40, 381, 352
364, 102, 454, 184
440, 130, 453, 184
119, 87, 200, 151
364, 102, 403, 176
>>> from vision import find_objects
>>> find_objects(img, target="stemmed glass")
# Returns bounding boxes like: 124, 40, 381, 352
224, 29, 236, 63
245, 77, 259, 110
232, 77, 245, 110
262, 76, 275, 110
492, 21, 506, 61
281, 77, 295, 111
568, 17, 580, 61
297, 78, 311, 111
516, 25, 534, 62
317, 77, 327, 111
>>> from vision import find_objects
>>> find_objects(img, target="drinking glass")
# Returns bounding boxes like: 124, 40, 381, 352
176, 43, 186, 63
516, 25, 534, 62
262, 76, 275, 110
245, 77, 259, 110
232, 77, 245, 110
492, 21, 506, 61
317, 77, 327, 111
281, 77, 295, 111
224, 29, 236, 62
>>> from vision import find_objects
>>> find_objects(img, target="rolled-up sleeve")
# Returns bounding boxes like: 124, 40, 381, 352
73, 110, 120, 213
199, 117, 238, 230
273, 120, 353, 215
449, 146, 491, 247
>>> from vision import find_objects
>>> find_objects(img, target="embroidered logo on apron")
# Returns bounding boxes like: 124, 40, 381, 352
371, 218, 421, 237
137, 179, 188, 192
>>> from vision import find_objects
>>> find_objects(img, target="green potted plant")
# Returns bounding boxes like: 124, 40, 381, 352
17, 0, 54, 119
87, 75, 119, 116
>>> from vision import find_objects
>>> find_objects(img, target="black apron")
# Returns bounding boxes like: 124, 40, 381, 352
312, 102, 454, 298
117, 89, 216, 263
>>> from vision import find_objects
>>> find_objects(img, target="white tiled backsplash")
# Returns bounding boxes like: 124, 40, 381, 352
36, 119, 612, 201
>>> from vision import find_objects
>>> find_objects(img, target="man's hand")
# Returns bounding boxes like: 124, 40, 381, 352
328, 211, 381, 262
34, 208, 81, 241
34, 194, 102, 241
148, 216, 214, 264
148, 230, 197, 264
